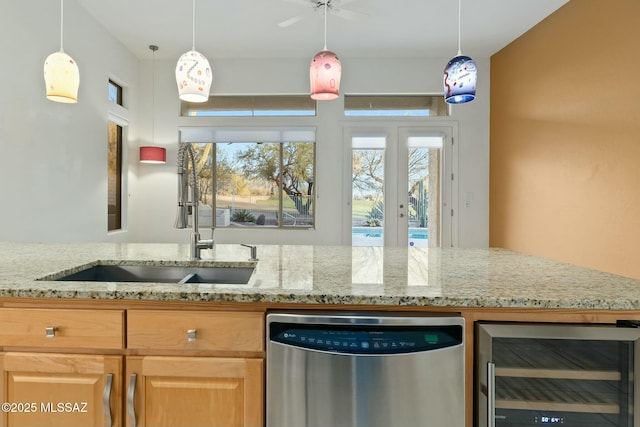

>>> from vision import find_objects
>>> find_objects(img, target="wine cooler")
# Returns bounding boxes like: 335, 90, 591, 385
477, 322, 640, 427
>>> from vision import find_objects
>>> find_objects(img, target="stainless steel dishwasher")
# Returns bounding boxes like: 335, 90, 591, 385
266, 312, 465, 427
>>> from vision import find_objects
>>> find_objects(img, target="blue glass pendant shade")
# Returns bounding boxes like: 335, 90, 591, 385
443, 54, 477, 104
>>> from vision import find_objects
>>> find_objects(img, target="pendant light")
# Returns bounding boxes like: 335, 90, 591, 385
43, 0, 79, 103
140, 45, 166, 164
175, 0, 212, 103
310, 1, 342, 101
443, 0, 477, 104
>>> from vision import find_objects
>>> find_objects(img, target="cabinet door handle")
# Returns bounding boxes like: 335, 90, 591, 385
487, 362, 496, 427
45, 326, 57, 338
127, 374, 137, 427
187, 329, 197, 342
102, 373, 113, 427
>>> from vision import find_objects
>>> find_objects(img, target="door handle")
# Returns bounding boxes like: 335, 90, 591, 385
127, 374, 137, 427
102, 374, 113, 427
487, 362, 496, 427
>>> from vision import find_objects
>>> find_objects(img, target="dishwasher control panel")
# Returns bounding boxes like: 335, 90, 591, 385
270, 324, 462, 354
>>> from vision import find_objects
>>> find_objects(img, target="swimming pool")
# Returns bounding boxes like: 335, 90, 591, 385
352, 227, 428, 247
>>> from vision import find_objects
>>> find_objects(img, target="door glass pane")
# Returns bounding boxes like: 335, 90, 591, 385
407, 136, 442, 247
493, 337, 633, 426
352, 136, 386, 246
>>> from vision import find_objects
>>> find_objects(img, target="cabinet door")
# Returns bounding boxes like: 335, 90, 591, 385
0, 352, 122, 427
126, 356, 263, 427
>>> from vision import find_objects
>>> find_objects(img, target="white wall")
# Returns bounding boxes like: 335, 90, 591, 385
133, 57, 490, 247
0, 2, 489, 247
0, 0, 139, 243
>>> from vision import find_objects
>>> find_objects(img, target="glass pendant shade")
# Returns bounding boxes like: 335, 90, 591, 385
44, 50, 79, 104
443, 54, 477, 104
139, 146, 167, 164
310, 50, 341, 101
175, 50, 212, 103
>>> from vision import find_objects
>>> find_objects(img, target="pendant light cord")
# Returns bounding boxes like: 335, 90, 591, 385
151, 46, 157, 145
457, 0, 462, 55
60, 0, 65, 52
192, 0, 196, 50
323, 1, 328, 50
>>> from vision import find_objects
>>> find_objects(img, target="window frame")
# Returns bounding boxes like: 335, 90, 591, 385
188, 140, 316, 230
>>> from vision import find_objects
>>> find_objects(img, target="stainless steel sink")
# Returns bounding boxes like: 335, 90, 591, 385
48, 264, 255, 285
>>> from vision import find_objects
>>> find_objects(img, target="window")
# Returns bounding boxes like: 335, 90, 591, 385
181, 95, 316, 117
107, 121, 123, 231
344, 95, 448, 117
108, 80, 123, 105
186, 139, 315, 229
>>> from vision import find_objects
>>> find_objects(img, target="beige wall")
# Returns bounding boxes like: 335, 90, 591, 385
490, 0, 640, 279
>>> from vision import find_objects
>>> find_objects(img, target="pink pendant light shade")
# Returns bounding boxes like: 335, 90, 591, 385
309, 1, 341, 101
310, 50, 341, 100
139, 146, 167, 164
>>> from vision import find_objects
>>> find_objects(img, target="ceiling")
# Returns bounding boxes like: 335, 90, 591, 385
78, 0, 568, 61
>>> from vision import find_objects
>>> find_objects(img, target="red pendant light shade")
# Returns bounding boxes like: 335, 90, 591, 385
139, 45, 166, 165
139, 146, 166, 164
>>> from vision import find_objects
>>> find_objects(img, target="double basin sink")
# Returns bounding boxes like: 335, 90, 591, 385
40, 262, 255, 285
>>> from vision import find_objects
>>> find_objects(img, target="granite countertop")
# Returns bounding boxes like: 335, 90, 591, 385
1, 242, 639, 310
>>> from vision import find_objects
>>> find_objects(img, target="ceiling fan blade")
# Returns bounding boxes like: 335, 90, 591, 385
332, 7, 365, 21
277, 14, 306, 28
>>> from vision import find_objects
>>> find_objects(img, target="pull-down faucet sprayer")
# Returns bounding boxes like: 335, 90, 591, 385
175, 142, 214, 260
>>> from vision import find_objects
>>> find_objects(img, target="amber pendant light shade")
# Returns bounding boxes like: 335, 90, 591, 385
44, 0, 79, 103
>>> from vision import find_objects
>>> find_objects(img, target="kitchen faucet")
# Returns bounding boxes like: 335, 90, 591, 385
175, 142, 214, 260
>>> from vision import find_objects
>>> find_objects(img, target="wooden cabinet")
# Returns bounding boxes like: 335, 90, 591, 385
0, 304, 266, 427
125, 356, 263, 427
125, 310, 265, 427
0, 308, 125, 427
0, 353, 122, 427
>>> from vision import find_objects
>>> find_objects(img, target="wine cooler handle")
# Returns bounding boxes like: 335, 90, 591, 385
487, 362, 496, 427
127, 373, 137, 427
103, 374, 113, 427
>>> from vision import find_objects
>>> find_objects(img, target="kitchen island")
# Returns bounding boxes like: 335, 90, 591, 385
2, 242, 640, 309
2, 242, 640, 427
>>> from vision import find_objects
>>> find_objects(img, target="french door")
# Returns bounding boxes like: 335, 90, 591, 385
344, 124, 456, 248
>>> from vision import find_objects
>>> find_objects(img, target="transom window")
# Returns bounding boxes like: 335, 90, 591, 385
344, 95, 448, 117
181, 95, 316, 117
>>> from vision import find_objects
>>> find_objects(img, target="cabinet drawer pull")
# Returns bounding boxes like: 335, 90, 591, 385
187, 329, 197, 342
103, 373, 113, 427
127, 374, 137, 427
45, 326, 57, 338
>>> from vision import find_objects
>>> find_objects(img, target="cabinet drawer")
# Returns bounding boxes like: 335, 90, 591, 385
0, 308, 125, 350
127, 310, 264, 352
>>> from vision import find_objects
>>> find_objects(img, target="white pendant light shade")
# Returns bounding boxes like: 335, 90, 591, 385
139, 146, 167, 164
443, 54, 477, 104
44, 51, 79, 103
175, 50, 212, 103
310, 50, 341, 100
